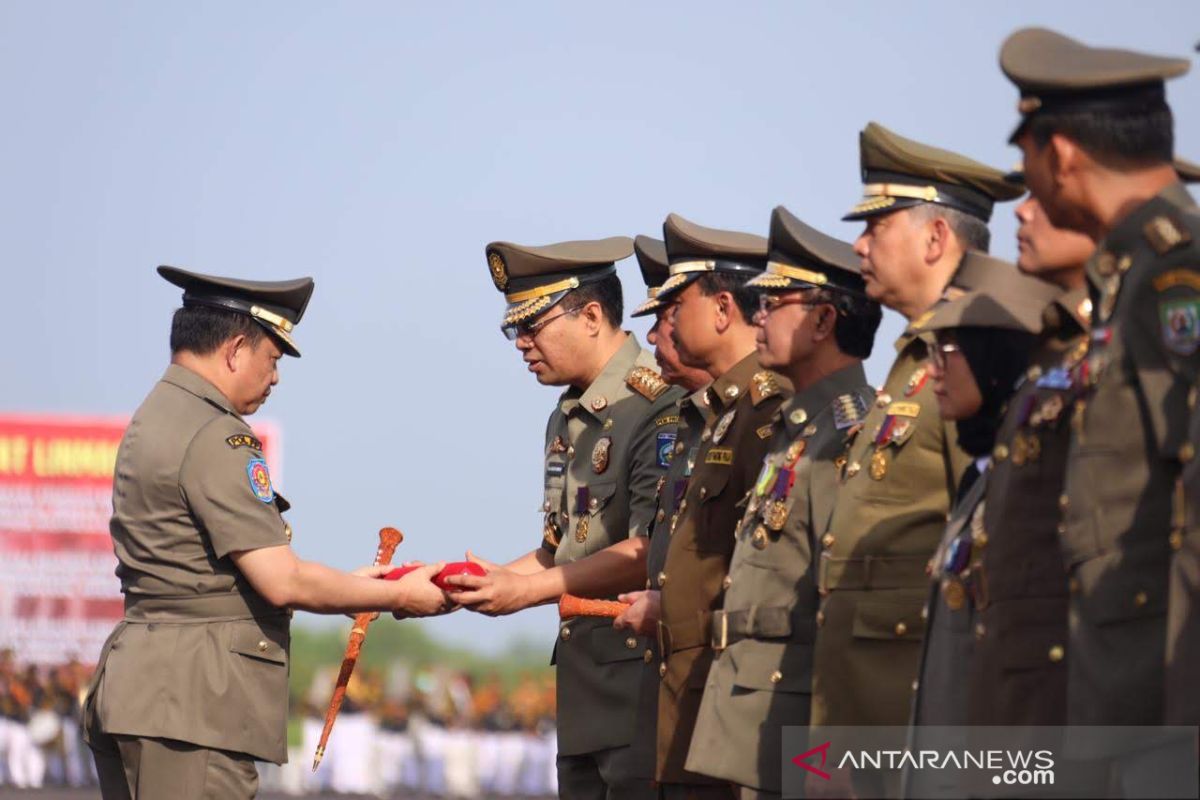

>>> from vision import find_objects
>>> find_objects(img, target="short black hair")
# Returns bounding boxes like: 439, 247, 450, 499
696, 273, 759, 324
811, 288, 882, 359
909, 203, 992, 254
170, 305, 266, 355
1027, 105, 1174, 166
569, 272, 623, 329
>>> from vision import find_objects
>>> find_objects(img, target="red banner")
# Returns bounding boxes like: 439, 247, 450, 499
0, 413, 280, 665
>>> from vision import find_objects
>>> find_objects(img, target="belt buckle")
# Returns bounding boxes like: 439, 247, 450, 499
712, 611, 728, 652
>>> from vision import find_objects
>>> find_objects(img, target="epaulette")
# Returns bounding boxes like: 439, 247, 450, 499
626, 366, 669, 401
1144, 215, 1192, 256
833, 392, 868, 430
750, 371, 783, 407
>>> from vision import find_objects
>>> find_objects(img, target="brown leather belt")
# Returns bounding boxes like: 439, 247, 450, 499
657, 610, 713, 660
817, 552, 929, 593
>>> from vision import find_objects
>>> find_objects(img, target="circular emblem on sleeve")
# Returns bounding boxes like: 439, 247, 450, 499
246, 458, 275, 503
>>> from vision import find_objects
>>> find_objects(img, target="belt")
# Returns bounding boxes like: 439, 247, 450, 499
123, 590, 287, 623
657, 610, 713, 660
710, 606, 817, 651
817, 552, 929, 593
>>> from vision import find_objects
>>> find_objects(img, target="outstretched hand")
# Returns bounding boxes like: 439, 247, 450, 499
390, 561, 456, 619
442, 551, 532, 617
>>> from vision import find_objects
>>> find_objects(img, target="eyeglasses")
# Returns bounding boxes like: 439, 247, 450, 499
501, 305, 583, 341
929, 340, 962, 370
757, 293, 821, 315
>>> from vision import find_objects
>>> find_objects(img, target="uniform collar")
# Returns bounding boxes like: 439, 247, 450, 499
561, 333, 643, 421
684, 383, 716, 426
1097, 181, 1197, 258
781, 362, 868, 437
1043, 286, 1091, 335
706, 351, 761, 414
161, 363, 241, 419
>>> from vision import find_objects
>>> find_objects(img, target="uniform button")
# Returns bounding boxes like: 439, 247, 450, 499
560, 627, 572, 641
821, 533, 835, 549
722, 575, 732, 590
1170, 531, 1184, 551
675, 441, 685, 455
1056, 522, 1067, 535
1133, 591, 1148, 608
876, 392, 892, 408
567, 446, 576, 458
679, 500, 688, 513
656, 509, 666, 524
658, 572, 668, 587
625, 637, 638, 649
257, 640, 269, 652
912, 679, 920, 692
1048, 645, 1065, 663
699, 487, 708, 499
1069, 577, 1080, 594
846, 462, 861, 478
644, 649, 653, 663
803, 424, 818, 437
816, 610, 825, 626
894, 622, 908, 637
725, 385, 740, 400
588, 497, 599, 511
591, 397, 608, 411
1058, 494, 1069, 511
659, 663, 667, 677
920, 605, 929, 621
770, 670, 783, 684
542, 500, 551, 512
1181, 443, 1196, 463
974, 623, 986, 639
1027, 365, 1043, 382
993, 443, 1010, 461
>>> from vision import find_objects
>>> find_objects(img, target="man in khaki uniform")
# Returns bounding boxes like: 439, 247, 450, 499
448, 238, 681, 799
809, 123, 1021, 796
83, 267, 450, 799
615, 235, 714, 781
1001, 28, 1199, 790
648, 213, 789, 798
686, 207, 880, 799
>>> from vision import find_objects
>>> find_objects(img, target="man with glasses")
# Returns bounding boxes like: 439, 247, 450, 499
686, 207, 880, 799
809, 123, 1022, 798
448, 236, 681, 799
645, 213, 789, 799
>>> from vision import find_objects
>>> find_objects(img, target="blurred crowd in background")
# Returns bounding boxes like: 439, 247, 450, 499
0, 649, 560, 798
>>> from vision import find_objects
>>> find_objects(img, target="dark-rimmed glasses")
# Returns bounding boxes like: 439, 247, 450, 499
929, 340, 962, 371
501, 305, 584, 341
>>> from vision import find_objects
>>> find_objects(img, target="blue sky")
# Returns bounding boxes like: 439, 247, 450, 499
2, 2, 1196, 650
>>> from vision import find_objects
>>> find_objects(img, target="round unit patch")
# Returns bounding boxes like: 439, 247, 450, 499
247, 458, 275, 503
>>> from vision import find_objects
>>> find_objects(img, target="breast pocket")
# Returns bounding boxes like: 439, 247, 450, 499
688, 466, 735, 554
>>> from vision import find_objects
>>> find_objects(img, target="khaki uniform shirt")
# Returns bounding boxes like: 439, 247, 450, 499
686, 364, 872, 792
1061, 183, 1200, 725
629, 385, 713, 778
968, 289, 1089, 725
656, 353, 790, 783
82, 364, 292, 763
811, 327, 972, 731
544, 335, 683, 757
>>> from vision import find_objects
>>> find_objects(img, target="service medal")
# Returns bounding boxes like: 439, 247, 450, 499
941, 577, 966, 611
869, 449, 888, 481
592, 437, 612, 474
765, 500, 789, 531
713, 410, 736, 445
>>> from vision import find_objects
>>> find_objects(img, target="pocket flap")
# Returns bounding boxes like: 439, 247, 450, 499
589, 623, 645, 664
587, 481, 618, 516
230, 622, 287, 665
730, 640, 812, 692
851, 599, 926, 641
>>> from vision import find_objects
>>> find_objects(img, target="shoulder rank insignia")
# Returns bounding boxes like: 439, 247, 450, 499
626, 366, 669, 401
1144, 215, 1191, 255
750, 371, 782, 406
226, 433, 262, 451
833, 393, 867, 430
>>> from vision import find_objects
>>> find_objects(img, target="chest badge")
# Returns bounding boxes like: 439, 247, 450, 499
713, 410, 737, 445
592, 437, 612, 474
